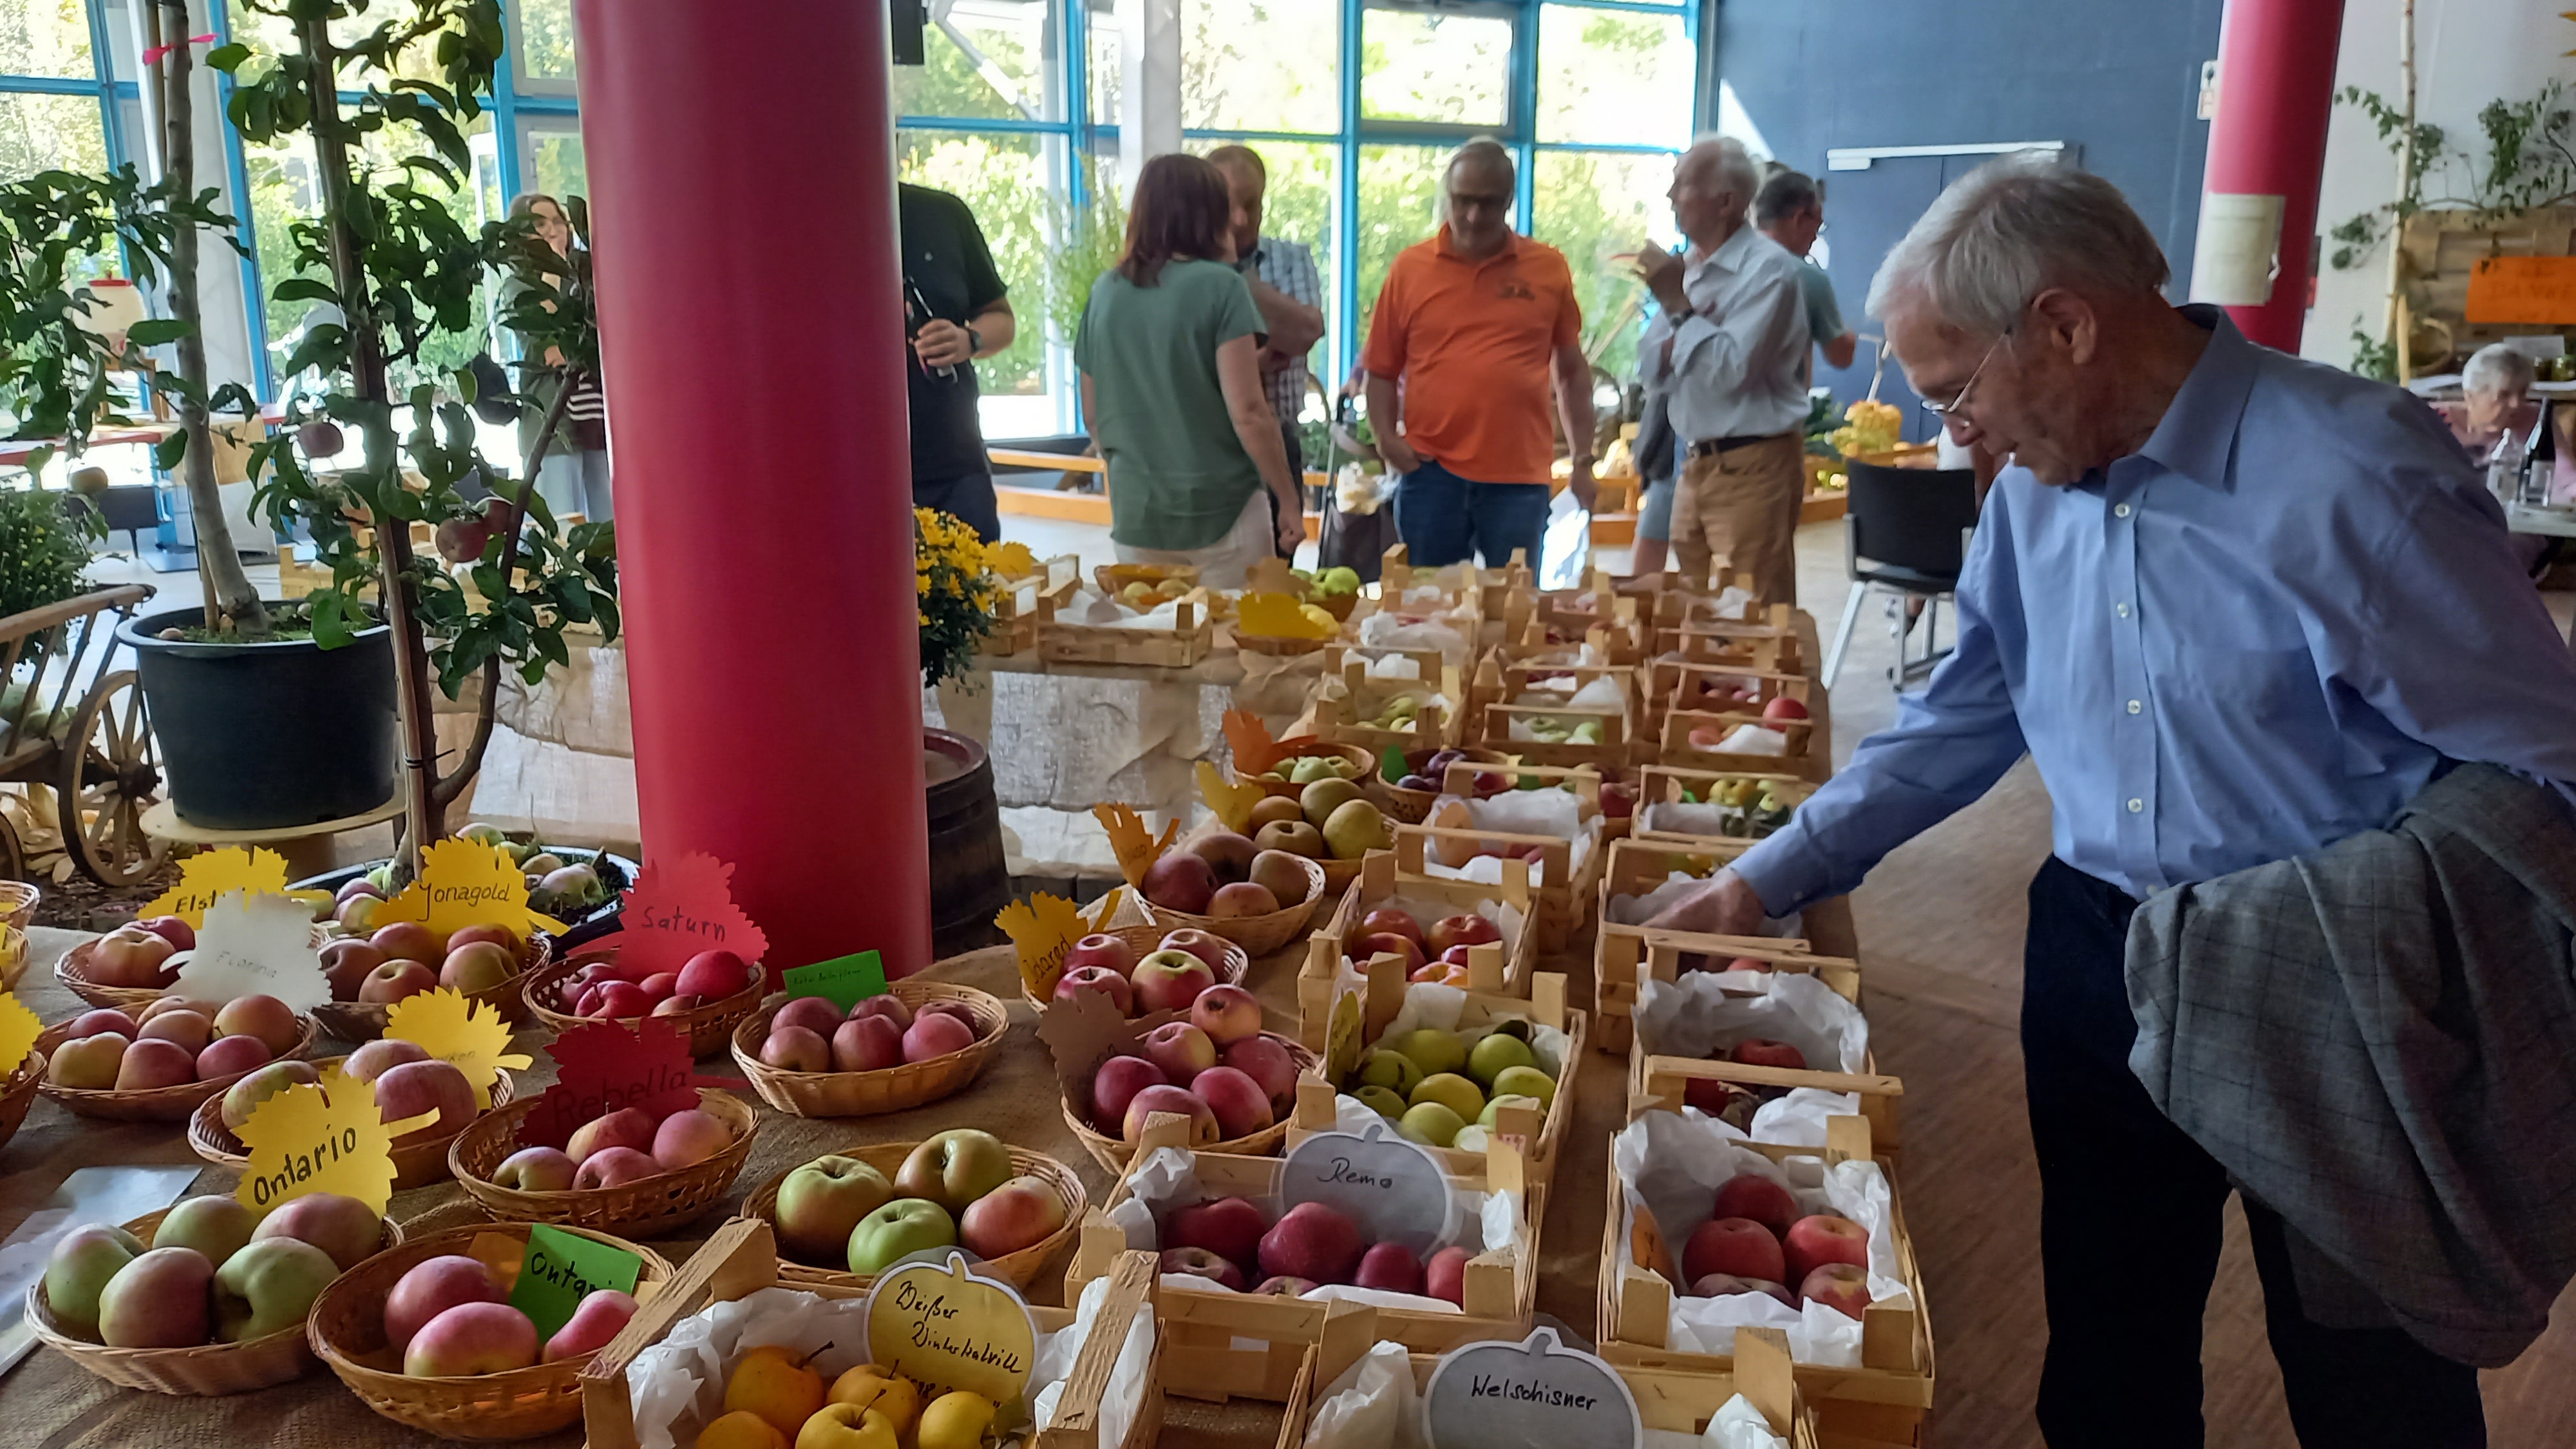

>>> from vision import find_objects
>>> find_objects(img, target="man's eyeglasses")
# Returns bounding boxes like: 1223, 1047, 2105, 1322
1920, 327, 2012, 421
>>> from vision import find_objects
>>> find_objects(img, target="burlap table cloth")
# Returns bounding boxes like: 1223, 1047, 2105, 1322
0, 916, 1640, 1447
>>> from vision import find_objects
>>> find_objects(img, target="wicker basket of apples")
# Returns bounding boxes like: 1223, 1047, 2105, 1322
522, 944, 764, 1058
307, 1220, 672, 1440
739, 1129, 1089, 1293
1367, 745, 1508, 825
1023, 921, 1247, 1014
36, 994, 319, 1122
189, 1041, 522, 1191
0, 1045, 43, 1153
731, 980, 1009, 1118
1226, 740, 1376, 802
448, 1087, 761, 1239
28, 1193, 400, 1396
310, 919, 550, 1043
53, 914, 201, 1010
0, 877, 35, 933
1052, 946, 1318, 1171
1135, 829, 1332, 958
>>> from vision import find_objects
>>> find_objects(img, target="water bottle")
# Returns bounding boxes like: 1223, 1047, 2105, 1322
2488, 431, 2525, 504
2518, 400, 2556, 506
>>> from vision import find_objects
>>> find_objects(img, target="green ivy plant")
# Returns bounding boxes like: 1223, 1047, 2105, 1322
213, 0, 617, 876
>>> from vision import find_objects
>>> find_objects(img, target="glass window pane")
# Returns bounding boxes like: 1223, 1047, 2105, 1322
1181, 0, 1337, 135
898, 129, 1056, 436
1209, 139, 1340, 398
894, 0, 1065, 124
1361, 9, 1509, 128
0, 0, 95, 79
527, 127, 587, 205
100, 0, 139, 89
0, 91, 107, 182
1531, 148, 1678, 379
1537, 6, 1692, 147
1355, 143, 1445, 335
1086, 0, 1118, 126
515, 0, 576, 83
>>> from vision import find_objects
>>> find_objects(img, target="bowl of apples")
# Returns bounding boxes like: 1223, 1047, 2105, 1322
740, 1129, 1090, 1293
310, 921, 552, 1044
305, 1220, 672, 1439
729, 980, 1010, 1118
1368, 746, 1508, 825
1135, 831, 1331, 957
1056, 972, 1319, 1171
36, 994, 321, 1122
53, 915, 198, 1010
1023, 921, 1248, 1014
28, 1193, 401, 1396
187, 1039, 522, 1191
0, 1045, 42, 1153
447, 1087, 761, 1239
1226, 741, 1378, 803
521, 945, 766, 1059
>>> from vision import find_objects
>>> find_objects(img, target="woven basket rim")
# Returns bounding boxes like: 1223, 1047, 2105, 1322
1059, 1028, 1318, 1154
307, 1221, 672, 1392
728, 980, 1007, 1086
741, 1139, 1089, 1287
1019, 922, 1249, 1012
446, 1086, 761, 1212
1135, 851, 1327, 943
187, 1056, 520, 1180
53, 937, 167, 1008
518, 952, 768, 1035
308, 933, 553, 1040
36, 1011, 321, 1112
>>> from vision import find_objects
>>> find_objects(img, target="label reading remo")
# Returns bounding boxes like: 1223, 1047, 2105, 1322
1278, 1122, 1456, 1256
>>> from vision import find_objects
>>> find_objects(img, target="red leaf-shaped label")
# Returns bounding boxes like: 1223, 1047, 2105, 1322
619, 851, 769, 982
519, 1017, 701, 1148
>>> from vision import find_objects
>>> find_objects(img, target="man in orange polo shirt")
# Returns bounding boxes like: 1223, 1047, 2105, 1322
1363, 139, 1596, 569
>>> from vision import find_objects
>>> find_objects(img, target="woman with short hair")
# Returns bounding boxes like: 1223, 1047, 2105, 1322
500, 193, 611, 522
1075, 153, 1304, 589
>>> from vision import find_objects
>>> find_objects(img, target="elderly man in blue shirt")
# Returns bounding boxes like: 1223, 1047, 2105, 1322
1654, 153, 2576, 1448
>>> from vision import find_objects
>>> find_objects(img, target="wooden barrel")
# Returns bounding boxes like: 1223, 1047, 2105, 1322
924, 728, 1010, 962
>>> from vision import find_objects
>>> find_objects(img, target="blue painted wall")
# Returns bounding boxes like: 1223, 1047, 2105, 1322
1718, 0, 2228, 433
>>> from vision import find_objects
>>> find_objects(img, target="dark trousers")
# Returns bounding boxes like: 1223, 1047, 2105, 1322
2022, 856, 2486, 1449
913, 468, 1001, 544
1392, 458, 1549, 569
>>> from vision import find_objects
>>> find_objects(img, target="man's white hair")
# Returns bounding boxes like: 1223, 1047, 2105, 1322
1866, 151, 2170, 334
2463, 343, 2537, 399
1434, 135, 1516, 225
1682, 133, 1762, 209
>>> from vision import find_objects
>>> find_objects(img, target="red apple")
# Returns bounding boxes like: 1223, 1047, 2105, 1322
1798, 1262, 1871, 1319
574, 1146, 664, 1189
1711, 1173, 1800, 1239
566, 1107, 658, 1164
1142, 1021, 1216, 1084
1763, 696, 1810, 723
1131, 951, 1216, 1014
1353, 931, 1423, 972
1166, 1196, 1267, 1271
1783, 1215, 1870, 1285
195, 1033, 272, 1080
1089, 1054, 1168, 1130
1352, 1242, 1423, 1295
848, 994, 915, 1031
69, 1008, 137, 1039
594, 982, 652, 1018
1425, 1245, 1472, 1305
370, 921, 444, 965
1054, 965, 1133, 1015
137, 915, 195, 952
1063, 934, 1139, 979
1123, 1084, 1217, 1145
1424, 913, 1502, 956
1729, 1038, 1808, 1072
1682, 1217, 1786, 1287
358, 959, 437, 1005
1189, 984, 1262, 1045
770, 996, 846, 1040
1220, 1035, 1300, 1107
1141, 853, 1217, 914
446, 923, 520, 956
901, 1010, 977, 1063
1189, 1065, 1274, 1140
831, 1014, 905, 1072
1723, 956, 1776, 974
573, 984, 607, 1018
1692, 1273, 1795, 1307
1359, 909, 1422, 945
674, 949, 752, 999
1156, 929, 1230, 976
321, 939, 385, 1000
759, 1025, 833, 1073
637, 972, 679, 1002
1159, 1246, 1244, 1290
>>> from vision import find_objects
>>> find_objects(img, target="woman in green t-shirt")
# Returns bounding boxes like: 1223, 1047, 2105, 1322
1075, 153, 1304, 589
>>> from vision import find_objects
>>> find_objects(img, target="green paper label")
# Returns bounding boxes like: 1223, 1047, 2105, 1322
782, 950, 889, 1012
1381, 744, 1410, 783
510, 1222, 643, 1343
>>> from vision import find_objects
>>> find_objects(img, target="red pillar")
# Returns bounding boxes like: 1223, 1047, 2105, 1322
2199, 0, 2349, 351
572, 0, 931, 978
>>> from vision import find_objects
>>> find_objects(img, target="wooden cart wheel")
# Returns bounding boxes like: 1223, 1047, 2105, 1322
57, 670, 167, 886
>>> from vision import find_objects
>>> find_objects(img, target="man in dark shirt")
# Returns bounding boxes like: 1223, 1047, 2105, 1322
900, 183, 1017, 542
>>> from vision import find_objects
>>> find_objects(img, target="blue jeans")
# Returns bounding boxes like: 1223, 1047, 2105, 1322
2021, 857, 2484, 1448
1392, 459, 1548, 569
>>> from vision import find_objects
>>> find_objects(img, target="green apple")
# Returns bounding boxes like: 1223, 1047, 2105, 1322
847, 1198, 956, 1276
1289, 755, 1337, 785
1477, 1093, 1544, 1128
1388, 1028, 1466, 1078
1398, 1101, 1465, 1148
1410, 1072, 1484, 1122
1464, 1032, 1536, 1088
1489, 1065, 1557, 1110
154, 1195, 258, 1271
42, 1224, 142, 1335
1354, 1048, 1422, 1098
1451, 1124, 1491, 1153
774, 1155, 895, 1264
1354, 1084, 1407, 1121
212, 1236, 341, 1342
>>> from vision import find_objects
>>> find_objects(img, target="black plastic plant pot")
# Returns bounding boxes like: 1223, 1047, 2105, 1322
118, 603, 399, 831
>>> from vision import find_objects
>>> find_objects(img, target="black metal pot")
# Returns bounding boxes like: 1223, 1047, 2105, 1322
118, 603, 399, 831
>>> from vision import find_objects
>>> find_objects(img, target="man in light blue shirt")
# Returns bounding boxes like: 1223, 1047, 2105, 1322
1657, 155, 2576, 1448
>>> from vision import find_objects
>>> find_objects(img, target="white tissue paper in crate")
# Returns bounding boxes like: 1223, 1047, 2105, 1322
1365, 652, 1425, 681
1704, 585, 1757, 620
1068, 587, 1191, 630
1635, 971, 1865, 1148
1419, 791, 1597, 886
1359, 608, 1473, 663
1703, 724, 1790, 757
1604, 869, 1805, 945
1614, 1111, 1909, 1366
625, 1282, 1135, 1449
1108, 1142, 1525, 1316
1703, 1394, 1789, 1449
1302, 1340, 1425, 1449
1027, 1272, 1157, 1449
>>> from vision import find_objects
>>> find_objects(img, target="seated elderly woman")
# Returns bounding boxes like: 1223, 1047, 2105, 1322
2437, 344, 2574, 503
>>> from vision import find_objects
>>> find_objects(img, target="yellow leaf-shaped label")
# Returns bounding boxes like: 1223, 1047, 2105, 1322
384, 987, 531, 1110
1090, 804, 1175, 889
140, 847, 293, 927
234, 1063, 434, 1217
0, 992, 40, 1077
996, 891, 1090, 998
1236, 591, 1335, 639
375, 838, 568, 940
988, 540, 1037, 578
1197, 760, 1264, 835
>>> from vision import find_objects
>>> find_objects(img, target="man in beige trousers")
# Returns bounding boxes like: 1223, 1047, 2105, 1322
1636, 138, 1814, 603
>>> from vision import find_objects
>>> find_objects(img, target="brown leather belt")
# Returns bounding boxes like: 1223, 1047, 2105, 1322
1685, 431, 1792, 459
